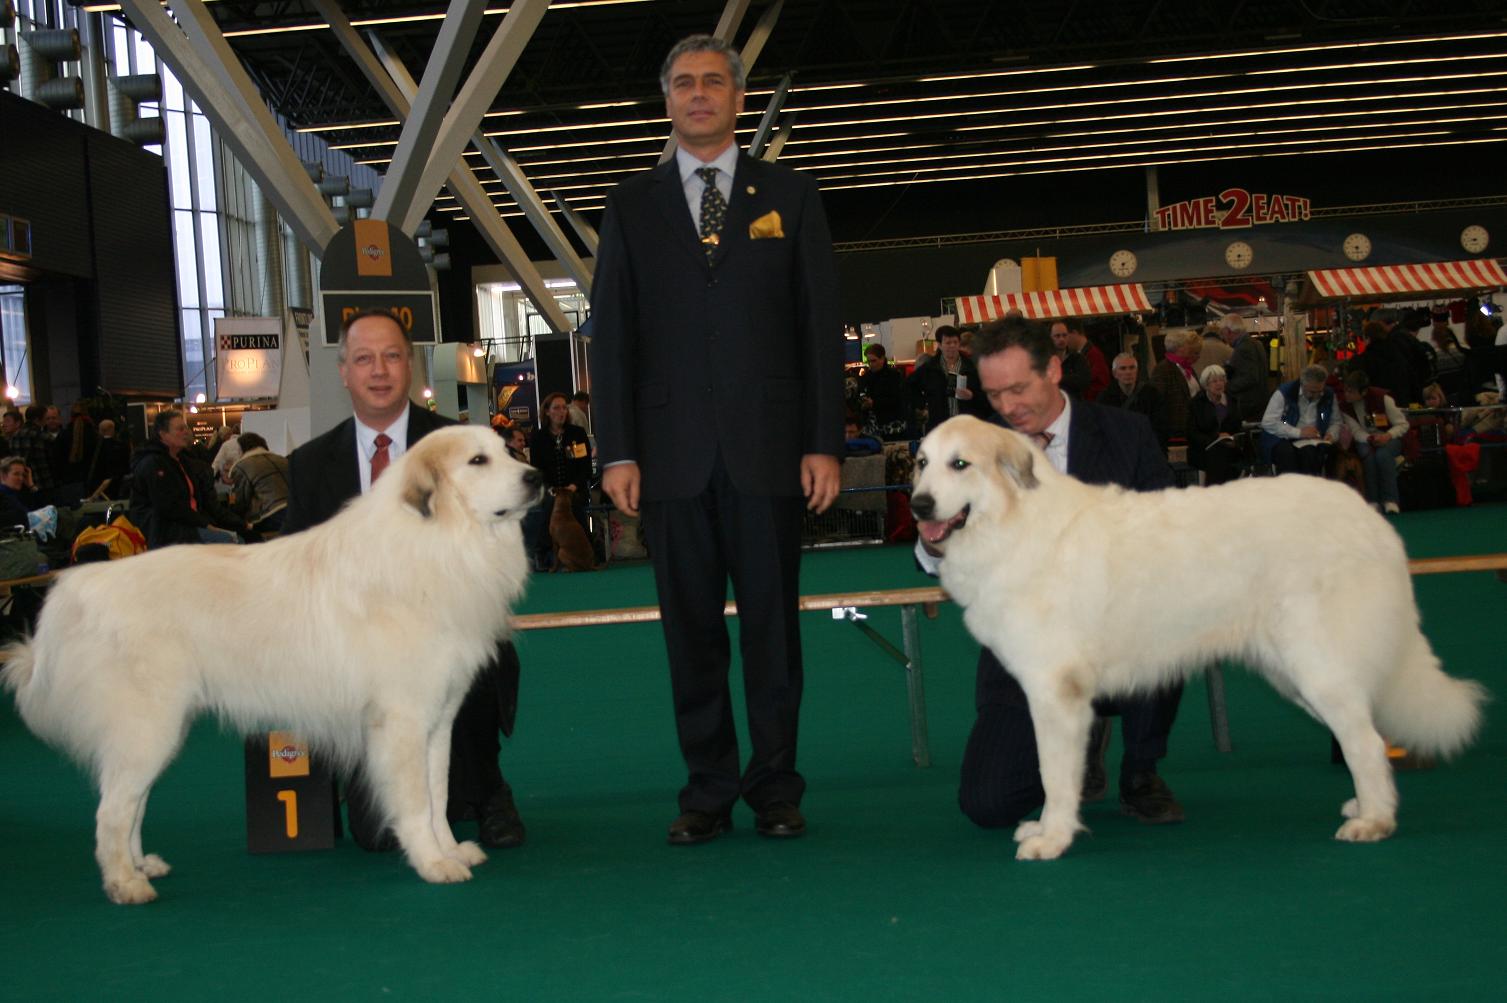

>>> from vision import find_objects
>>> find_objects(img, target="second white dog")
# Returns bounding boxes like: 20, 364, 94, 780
911, 415, 1487, 861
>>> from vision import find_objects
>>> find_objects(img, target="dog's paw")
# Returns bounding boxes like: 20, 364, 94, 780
1334, 817, 1396, 843
453, 841, 488, 867
1015, 831, 1073, 861
1340, 798, 1360, 819
414, 857, 473, 884
105, 875, 158, 905
1012, 820, 1044, 843
138, 854, 172, 878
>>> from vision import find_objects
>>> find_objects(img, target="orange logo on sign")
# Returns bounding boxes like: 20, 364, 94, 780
267, 731, 311, 778
354, 219, 394, 278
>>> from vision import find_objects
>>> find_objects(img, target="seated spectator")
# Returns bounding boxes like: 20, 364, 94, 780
1150, 329, 1202, 456
1260, 364, 1341, 476
843, 417, 883, 457
1098, 352, 1163, 441
1338, 370, 1409, 514
0, 409, 20, 455
86, 418, 132, 499
0, 456, 40, 530
857, 343, 911, 440
1188, 364, 1244, 486
1421, 308, 1469, 403
228, 433, 291, 535
129, 409, 248, 548
9, 405, 56, 503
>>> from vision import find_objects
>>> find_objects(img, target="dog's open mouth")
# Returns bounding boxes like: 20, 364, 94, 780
917, 505, 969, 546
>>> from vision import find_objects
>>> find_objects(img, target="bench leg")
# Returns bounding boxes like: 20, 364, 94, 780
1206, 663, 1232, 753
900, 604, 932, 768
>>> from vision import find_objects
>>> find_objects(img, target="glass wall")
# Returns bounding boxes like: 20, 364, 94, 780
0, 286, 33, 404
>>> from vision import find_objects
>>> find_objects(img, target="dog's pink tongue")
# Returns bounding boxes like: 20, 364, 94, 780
917, 520, 949, 544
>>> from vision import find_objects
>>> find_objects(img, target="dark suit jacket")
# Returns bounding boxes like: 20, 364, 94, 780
588, 152, 844, 501
1061, 397, 1174, 491
282, 405, 453, 533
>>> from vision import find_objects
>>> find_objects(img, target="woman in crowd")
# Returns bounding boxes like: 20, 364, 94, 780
1150, 328, 1202, 456
1338, 369, 1409, 514
1187, 364, 1244, 486
527, 393, 593, 569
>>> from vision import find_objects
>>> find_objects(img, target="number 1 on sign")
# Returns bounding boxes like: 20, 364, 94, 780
276, 790, 299, 839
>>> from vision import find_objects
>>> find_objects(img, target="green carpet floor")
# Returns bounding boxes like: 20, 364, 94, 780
1, 505, 1503, 1000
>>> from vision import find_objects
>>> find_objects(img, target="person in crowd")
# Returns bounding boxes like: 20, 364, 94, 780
1421, 308, 1470, 403
1059, 320, 1110, 401
1358, 318, 1416, 405
527, 392, 593, 569
41, 404, 63, 439
1098, 352, 1163, 441
1051, 320, 1091, 399
907, 324, 986, 434
281, 308, 526, 853
210, 424, 243, 485
10, 405, 57, 502
1188, 364, 1244, 486
504, 425, 530, 464
843, 416, 883, 457
1194, 322, 1233, 377
1221, 314, 1269, 422
1386, 307, 1435, 403
588, 33, 842, 845
915, 319, 1185, 830
1338, 369, 1409, 514
1463, 311, 1502, 399
1150, 328, 1201, 454
568, 391, 592, 434
1259, 364, 1341, 475
128, 409, 248, 548
1, 409, 22, 454
857, 343, 910, 440
0, 456, 39, 530
86, 418, 132, 498
227, 432, 290, 535
49, 401, 96, 506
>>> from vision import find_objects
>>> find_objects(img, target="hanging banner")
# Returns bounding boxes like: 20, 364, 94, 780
1154, 189, 1312, 232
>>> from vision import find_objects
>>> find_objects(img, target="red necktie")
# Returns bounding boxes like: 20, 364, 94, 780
370, 433, 392, 484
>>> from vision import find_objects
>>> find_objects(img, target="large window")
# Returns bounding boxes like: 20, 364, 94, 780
0, 286, 33, 404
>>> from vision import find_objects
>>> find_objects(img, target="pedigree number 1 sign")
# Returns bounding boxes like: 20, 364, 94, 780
1154, 188, 1312, 231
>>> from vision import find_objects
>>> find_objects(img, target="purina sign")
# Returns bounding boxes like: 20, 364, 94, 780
1154, 188, 1311, 231
213, 317, 283, 399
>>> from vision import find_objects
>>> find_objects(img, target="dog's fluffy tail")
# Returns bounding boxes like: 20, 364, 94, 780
1374, 633, 1488, 760
1, 638, 36, 697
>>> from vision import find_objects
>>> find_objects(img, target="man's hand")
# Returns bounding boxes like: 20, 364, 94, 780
603, 462, 641, 518
1300, 424, 1320, 439
1368, 433, 1388, 447
801, 454, 840, 513
956, 387, 974, 400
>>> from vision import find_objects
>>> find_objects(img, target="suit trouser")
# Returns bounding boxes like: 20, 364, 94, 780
346, 648, 517, 846
958, 648, 1184, 829
642, 456, 806, 814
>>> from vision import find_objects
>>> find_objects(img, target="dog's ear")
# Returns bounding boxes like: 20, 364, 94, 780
401, 447, 444, 519
996, 429, 1039, 490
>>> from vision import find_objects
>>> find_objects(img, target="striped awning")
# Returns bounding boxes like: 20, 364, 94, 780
955, 284, 1153, 323
1306, 259, 1507, 300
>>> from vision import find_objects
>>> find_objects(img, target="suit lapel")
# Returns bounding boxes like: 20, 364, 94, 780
650, 159, 707, 266
331, 418, 360, 503
1066, 401, 1102, 479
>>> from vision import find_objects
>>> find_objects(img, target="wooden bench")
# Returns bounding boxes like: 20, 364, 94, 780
513, 553, 1507, 767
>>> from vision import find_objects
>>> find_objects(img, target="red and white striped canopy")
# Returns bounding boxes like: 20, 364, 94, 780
1306, 259, 1507, 300
955, 284, 1153, 323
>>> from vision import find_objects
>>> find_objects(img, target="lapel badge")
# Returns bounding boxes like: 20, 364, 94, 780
746, 185, 756, 195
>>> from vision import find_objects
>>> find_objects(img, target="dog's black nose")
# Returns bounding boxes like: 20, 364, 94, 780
521, 468, 542, 488
910, 492, 934, 519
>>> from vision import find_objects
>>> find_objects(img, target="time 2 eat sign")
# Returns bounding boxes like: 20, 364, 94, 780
1154, 188, 1312, 232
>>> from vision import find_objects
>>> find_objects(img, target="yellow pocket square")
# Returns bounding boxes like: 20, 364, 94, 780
748, 210, 784, 239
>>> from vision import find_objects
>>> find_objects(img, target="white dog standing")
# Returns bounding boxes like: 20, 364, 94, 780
911, 415, 1486, 861
2, 426, 540, 904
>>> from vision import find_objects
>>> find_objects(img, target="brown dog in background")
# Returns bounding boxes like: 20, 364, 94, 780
549, 486, 596, 571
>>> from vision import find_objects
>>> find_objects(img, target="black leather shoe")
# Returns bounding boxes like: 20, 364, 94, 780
1082, 718, 1111, 803
1119, 772, 1185, 824
478, 789, 526, 849
667, 810, 732, 845
754, 802, 806, 839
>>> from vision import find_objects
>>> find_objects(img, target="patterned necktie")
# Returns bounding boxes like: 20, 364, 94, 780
370, 432, 392, 484
1032, 431, 1054, 449
696, 165, 726, 262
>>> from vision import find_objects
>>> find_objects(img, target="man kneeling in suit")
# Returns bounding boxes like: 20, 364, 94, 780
282, 309, 526, 850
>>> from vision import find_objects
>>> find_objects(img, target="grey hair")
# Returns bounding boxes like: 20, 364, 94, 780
0, 455, 25, 474
1199, 364, 1227, 390
1300, 364, 1329, 386
1111, 352, 1137, 369
1220, 313, 1247, 333
660, 34, 746, 94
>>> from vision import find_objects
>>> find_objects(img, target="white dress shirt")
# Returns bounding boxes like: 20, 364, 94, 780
354, 403, 410, 495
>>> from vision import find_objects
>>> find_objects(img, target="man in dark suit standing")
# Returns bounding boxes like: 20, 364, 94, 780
589, 35, 844, 845
918, 320, 1185, 829
282, 309, 525, 852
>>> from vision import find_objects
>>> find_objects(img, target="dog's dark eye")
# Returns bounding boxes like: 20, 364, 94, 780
952, 458, 970, 470
469, 454, 489, 466
917, 456, 928, 469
